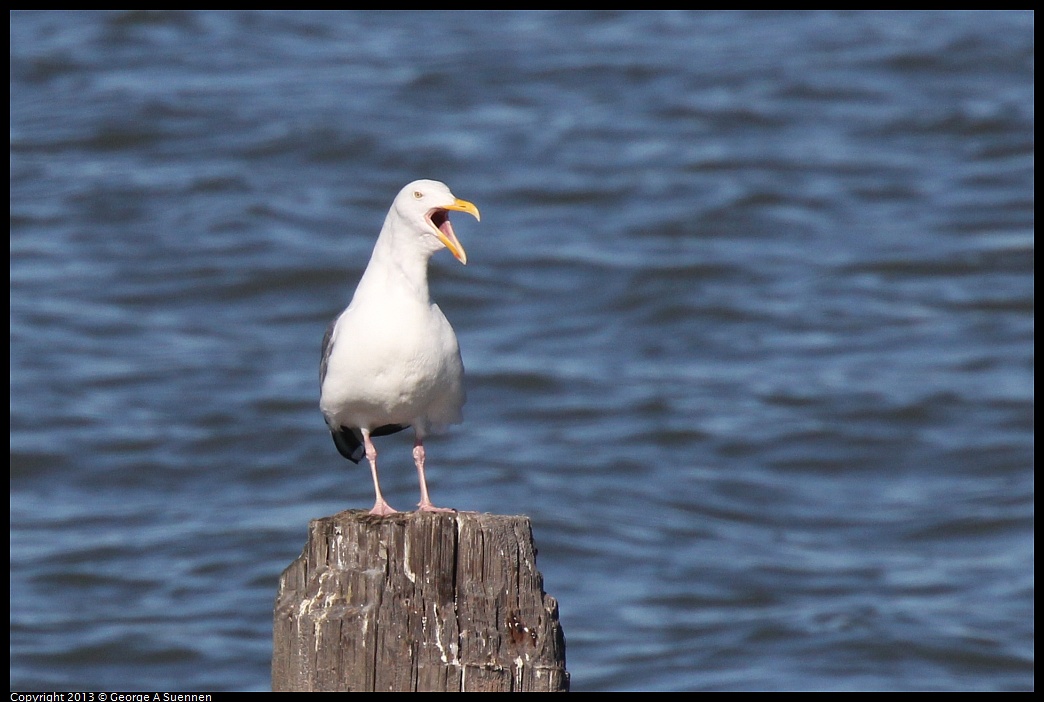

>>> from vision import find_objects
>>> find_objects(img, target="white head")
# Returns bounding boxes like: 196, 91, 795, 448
390, 179, 481, 265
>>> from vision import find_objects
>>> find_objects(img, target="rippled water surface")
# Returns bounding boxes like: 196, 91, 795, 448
10, 10, 1034, 691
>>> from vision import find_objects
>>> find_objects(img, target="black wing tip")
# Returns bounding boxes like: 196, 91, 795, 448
329, 423, 410, 464
331, 427, 364, 463
371, 423, 409, 438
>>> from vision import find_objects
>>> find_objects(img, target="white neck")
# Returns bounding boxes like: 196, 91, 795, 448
358, 212, 438, 304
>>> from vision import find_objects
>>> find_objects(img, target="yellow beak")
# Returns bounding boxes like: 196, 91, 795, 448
433, 198, 480, 265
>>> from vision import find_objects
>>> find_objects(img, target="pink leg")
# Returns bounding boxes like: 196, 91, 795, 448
363, 429, 397, 516
414, 437, 454, 513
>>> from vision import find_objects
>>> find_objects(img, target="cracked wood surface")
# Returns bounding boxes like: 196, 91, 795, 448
272, 510, 568, 691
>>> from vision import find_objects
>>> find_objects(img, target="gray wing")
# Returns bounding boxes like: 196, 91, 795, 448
320, 316, 363, 462
320, 317, 337, 386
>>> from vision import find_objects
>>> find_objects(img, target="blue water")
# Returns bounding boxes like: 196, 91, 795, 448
10, 10, 1034, 691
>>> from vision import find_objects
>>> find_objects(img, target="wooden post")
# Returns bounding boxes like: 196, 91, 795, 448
272, 510, 569, 692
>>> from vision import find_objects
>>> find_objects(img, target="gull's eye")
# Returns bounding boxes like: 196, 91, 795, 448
413, 191, 423, 199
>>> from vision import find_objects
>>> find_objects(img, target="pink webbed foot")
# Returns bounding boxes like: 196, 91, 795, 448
417, 501, 456, 513
369, 498, 398, 516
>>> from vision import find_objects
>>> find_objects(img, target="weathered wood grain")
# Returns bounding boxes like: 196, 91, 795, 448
273, 510, 568, 692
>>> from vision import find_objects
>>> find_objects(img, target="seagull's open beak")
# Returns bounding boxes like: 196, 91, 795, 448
429, 198, 480, 265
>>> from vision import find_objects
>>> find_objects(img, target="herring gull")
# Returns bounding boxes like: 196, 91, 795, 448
319, 179, 480, 515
